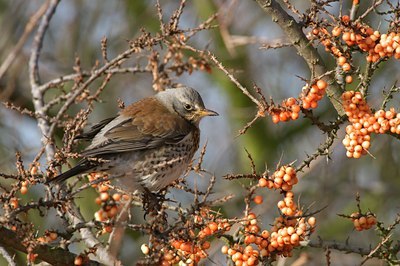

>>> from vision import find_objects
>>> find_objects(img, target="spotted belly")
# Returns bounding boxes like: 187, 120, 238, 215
110, 131, 199, 192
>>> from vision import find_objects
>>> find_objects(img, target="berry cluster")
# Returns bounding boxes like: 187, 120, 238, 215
161, 220, 230, 265
342, 91, 400, 158
222, 209, 316, 264
258, 165, 298, 192
269, 79, 327, 124
271, 97, 301, 124
37, 230, 58, 244
221, 243, 260, 266
350, 212, 377, 231
221, 213, 262, 265
277, 192, 298, 216
19, 164, 39, 195
300, 80, 327, 110
313, 16, 400, 76
89, 173, 127, 233
266, 213, 315, 258
142, 208, 230, 265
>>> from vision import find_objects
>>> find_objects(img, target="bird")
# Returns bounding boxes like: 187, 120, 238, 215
47, 86, 218, 193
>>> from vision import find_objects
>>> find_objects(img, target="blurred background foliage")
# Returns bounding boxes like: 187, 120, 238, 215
0, 0, 399, 265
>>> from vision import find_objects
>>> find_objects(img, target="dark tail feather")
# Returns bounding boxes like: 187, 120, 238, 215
46, 161, 94, 184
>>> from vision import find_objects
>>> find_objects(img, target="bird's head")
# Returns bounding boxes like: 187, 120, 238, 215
156, 86, 218, 125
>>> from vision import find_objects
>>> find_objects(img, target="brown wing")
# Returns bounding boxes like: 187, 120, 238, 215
75, 117, 116, 140
81, 97, 195, 157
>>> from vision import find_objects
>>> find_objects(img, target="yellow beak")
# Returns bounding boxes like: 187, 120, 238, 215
197, 108, 219, 117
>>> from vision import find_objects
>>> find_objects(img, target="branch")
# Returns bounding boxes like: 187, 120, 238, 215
309, 237, 372, 256
65, 203, 121, 266
28, 0, 60, 162
0, 226, 99, 266
255, 0, 345, 116
0, 1, 49, 80
0, 243, 16, 266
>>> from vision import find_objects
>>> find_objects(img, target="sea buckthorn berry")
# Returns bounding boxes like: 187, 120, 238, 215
342, 63, 351, 72
345, 75, 353, 83
316, 79, 327, 90
20, 186, 28, 195
74, 256, 83, 266
253, 195, 263, 204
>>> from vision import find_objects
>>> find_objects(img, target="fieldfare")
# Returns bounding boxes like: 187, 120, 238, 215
48, 86, 218, 193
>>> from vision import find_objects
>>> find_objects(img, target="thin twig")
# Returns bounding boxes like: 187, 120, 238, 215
0, 244, 16, 266
0, 1, 50, 80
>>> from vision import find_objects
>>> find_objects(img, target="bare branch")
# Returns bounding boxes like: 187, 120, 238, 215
255, 0, 345, 115
29, 0, 60, 162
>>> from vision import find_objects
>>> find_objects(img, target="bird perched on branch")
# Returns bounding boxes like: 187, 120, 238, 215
47, 86, 218, 194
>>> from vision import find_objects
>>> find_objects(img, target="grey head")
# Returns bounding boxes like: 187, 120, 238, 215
155, 86, 218, 125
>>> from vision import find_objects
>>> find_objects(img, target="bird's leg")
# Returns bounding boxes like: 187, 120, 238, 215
142, 187, 166, 218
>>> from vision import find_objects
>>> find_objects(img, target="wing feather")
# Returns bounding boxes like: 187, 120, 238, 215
81, 97, 194, 157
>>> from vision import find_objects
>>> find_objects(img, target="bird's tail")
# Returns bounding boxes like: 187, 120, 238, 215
46, 161, 94, 184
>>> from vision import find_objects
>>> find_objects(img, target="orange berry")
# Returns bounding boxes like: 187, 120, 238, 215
285, 167, 295, 176
286, 97, 296, 106
272, 114, 280, 124
285, 192, 293, 198
103, 225, 113, 233
359, 216, 367, 226
20, 186, 28, 195
98, 184, 109, 192
342, 63, 351, 71
10, 198, 18, 209
209, 222, 218, 232
302, 101, 310, 109
261, 230, 270, 239
291, 104, 300, 113
248, 212, 257, 220
49, 232, 58, 241
287, 226, 295, 235
308, 217, 316, 227
111, 193, 121, 201
30, 166, 38, 176
283, 174, 291, 182
141, 244, 150, 255
253, 195, 263, 204
367, 216, 377, 225
274, 177, 283, 186
316, 79, 327, 90
74, 256, 83, 266
221, 245, 229, 254
100, 192, 109, 201
202, 241, 211, 250
290, 233, 300, 245
258, 178, 268, 187
342, 32, 351, 42
345, 75, 353, 83
202, 227, 211, 236
332, 26, 342, 37
279, 112, 288, 122
310, 101, 318, 108
107, 206, 118, 218
247, 256, 257, 265
95, 197, 102, 205
341, 15, 350, 23
180, 242, 193, 253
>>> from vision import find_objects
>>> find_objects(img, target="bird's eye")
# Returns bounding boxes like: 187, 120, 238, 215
184, 104, 193, 111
